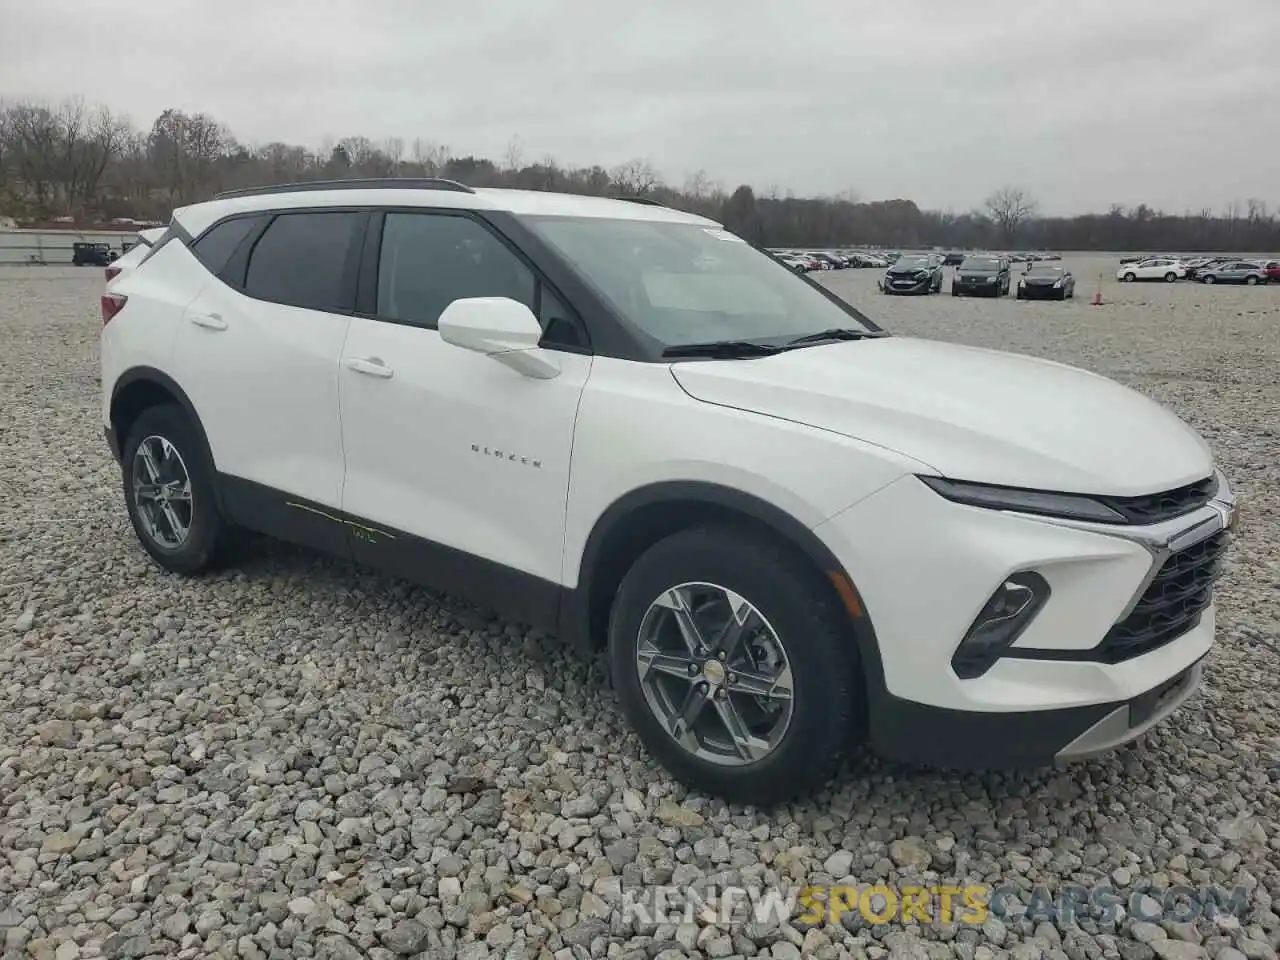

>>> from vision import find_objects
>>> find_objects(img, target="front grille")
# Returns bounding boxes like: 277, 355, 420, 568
1095, 530, 1229, 663
1097, 475, 1219, 525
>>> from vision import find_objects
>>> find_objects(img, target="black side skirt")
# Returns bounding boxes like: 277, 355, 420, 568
217, 474, 565, 634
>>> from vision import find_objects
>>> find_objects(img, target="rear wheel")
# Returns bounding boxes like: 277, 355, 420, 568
608, 526, 858, 804
121, 404, 229, 575
1203, 275, 1216, 284
1164, 272, 1177, 282
1246, 275, 1258, 286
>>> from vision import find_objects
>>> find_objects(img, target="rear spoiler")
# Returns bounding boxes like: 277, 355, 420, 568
136, 227, 166, 248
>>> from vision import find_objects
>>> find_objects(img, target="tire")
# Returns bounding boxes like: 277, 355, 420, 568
1246, 275, 1258, 286
1203, 275, 1215, 284
1122, 272, 1136, 282
952, 289, 960, 297
1164, 272, 1177, 283
121, 403, 229, 575
1016, 290, 1024, 300
608, 526, 858, 805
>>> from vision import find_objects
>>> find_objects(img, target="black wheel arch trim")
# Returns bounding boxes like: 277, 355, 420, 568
109, 366, 222, 508
562, 479, 888, 696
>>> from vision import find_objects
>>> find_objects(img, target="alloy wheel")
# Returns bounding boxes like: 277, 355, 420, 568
132, 435, 194, 548
634, 582, 794, 766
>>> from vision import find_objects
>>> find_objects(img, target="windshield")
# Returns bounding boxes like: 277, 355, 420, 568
960, 257, 1000, 270
1027, 266, 1064, 277
894, 256, 930, 268
523, 216, 877, 347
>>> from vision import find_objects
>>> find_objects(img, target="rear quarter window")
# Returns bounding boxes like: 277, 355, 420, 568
190, 216, 264, 277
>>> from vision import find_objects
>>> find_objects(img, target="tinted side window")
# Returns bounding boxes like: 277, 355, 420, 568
376, 213, 534, 327
191, 217, 262, 277
244, 212, 361, 312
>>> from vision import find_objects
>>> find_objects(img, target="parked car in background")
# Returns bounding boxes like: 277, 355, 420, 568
1265, 261, 1280, 283
1116, 258, 1185, 282
1184, 257, 1233, 280
777, 255, 809, 273
882, 254, 944, 294
1197, 261, 1269, 285
952, 255, 1011, 297
942, 252, 965, 266
73, 242, 117, 267
1017, 264, 1076, 300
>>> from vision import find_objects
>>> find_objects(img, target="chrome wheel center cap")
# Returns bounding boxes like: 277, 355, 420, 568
701, 660, 726, 687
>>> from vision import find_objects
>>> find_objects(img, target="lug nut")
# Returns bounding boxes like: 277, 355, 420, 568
688, 663, 699, 675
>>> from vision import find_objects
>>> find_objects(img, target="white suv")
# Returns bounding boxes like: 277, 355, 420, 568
101, 178, 1237, 803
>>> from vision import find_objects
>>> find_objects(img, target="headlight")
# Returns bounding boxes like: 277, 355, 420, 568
1053, 279, 1062, 288
918, 476, 1126, 523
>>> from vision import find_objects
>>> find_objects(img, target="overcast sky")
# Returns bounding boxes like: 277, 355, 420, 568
4, 0, 1277, 215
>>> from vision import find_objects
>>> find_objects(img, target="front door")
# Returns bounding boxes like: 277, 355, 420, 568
337, 210, 592, 627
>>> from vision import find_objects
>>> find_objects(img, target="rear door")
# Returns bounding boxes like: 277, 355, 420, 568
169, 209, 367, 552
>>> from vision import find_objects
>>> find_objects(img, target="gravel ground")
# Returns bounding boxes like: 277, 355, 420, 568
1, 260, 1278, 960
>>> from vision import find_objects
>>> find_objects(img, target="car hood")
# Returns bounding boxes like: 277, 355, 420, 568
670, 337, 1214, 496
887, 264, 931, 274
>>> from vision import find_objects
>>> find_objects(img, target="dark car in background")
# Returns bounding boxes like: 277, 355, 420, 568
1017, 264, 1076, 300
952, 255, 1011, 297
942, 252, 965, 266
1266, 261, 1280, 283
72, 242, 117, 267
882, 253, 944, 295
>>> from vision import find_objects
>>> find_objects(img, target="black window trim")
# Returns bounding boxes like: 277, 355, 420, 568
352, 206, 594, 356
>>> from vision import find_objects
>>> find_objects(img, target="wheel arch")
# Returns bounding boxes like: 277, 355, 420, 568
109, 367, 218, 494
561, 481, 886, 693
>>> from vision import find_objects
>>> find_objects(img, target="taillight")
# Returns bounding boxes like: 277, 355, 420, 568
101, 293, 127, 326
105, 266, 121, 282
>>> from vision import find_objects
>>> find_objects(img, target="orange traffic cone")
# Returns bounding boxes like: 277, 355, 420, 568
1092, 274, 1103, 305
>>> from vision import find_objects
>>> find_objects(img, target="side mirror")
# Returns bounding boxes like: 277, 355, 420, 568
438, 297, 560, 380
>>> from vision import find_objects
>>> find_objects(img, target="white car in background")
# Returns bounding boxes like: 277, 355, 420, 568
1116, 258, 1186, 283
105, 227, 167, 283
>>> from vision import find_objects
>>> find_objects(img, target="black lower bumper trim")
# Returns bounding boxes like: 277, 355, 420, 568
868, 660, 1200, 770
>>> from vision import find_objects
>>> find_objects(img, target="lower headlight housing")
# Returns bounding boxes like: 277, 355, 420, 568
952, 572, 1051, 679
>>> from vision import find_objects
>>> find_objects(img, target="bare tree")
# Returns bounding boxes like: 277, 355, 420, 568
148, 108, 228, 203
610, 158, 660, 195
682, 168, 712, 199
503, 135, 525, 173
984, 186, 1038, 244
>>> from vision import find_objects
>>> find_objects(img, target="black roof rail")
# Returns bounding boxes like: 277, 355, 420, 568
614, 195, 666, 207
214, 178, 474, 200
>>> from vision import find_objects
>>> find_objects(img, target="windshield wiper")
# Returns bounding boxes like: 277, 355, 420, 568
783, 327, 881, 347
662, 339, 783, 359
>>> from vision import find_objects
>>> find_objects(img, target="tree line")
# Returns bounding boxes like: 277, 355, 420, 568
2, 98, 1277, 252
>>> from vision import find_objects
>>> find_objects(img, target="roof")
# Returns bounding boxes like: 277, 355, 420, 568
174, 182, 720, 236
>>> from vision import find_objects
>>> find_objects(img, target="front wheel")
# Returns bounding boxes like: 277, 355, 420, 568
1246, 275, 1258, 286
1203, 275, 1216, 284
121, 404, 229, 575
1164, 272, 1177, 283
1123, 272, 1136, 282
608, 526, 858, 805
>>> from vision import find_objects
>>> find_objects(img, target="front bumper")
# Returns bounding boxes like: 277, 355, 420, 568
814, 472, 1234, 768
954, 279, 1001, 295
869, 656, 1205, 769
1018, 284, 1065, 299
884, 276, 931, 294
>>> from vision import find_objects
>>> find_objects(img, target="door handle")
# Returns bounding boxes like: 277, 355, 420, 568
345, 356, 394, 379
189, 312, 227, 331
